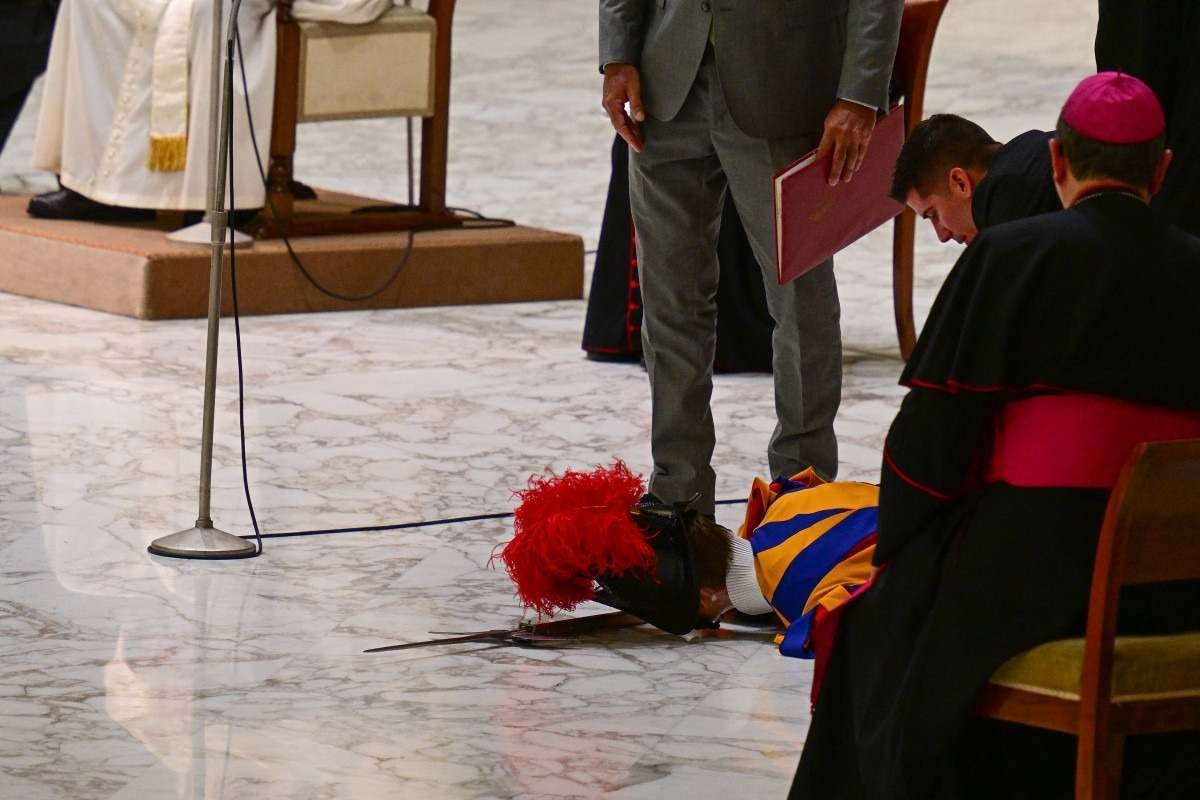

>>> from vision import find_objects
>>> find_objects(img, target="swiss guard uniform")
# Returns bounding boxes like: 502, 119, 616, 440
734, 471, 876, 660
733, 470, 878, 702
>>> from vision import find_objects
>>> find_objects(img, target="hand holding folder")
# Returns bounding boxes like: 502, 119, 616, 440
773, 104, 906, 285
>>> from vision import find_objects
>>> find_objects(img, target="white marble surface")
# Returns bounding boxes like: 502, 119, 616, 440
0, 1, 1099, 797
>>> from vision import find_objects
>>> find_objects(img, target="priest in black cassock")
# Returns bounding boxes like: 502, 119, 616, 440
889, 113, 1060, 246
790, 73, 1200, 800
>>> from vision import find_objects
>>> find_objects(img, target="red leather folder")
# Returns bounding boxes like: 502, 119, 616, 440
773, 104, 906, 285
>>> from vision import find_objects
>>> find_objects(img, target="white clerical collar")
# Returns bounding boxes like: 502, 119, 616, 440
724, 530, 772, 616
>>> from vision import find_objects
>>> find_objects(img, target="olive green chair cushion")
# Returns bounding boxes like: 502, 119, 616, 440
989, 633, 1200, 701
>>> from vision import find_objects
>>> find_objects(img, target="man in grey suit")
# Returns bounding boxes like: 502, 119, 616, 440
599, 0, 903, 515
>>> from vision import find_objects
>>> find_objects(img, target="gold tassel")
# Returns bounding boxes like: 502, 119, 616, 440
147, 134, 188, 172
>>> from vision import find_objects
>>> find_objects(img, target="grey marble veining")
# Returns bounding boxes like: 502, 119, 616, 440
0, 1, 1099, 797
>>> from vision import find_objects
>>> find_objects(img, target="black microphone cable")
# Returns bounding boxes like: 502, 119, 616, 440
224, 1, 263, 555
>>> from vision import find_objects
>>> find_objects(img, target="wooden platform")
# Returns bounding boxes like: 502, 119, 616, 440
0, 193, 583, 319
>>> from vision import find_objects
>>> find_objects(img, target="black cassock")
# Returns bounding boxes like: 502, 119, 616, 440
791, 193, 1200, 800
0, 0, 58, 153
581, 135, 774, 373
1096, 0, 1200, 237
972, 129, 1060, 228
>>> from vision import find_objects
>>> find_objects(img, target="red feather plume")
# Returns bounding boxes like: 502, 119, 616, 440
493, 461, 654, 616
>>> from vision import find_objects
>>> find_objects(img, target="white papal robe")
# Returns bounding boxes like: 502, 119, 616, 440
32, 0, 396, 211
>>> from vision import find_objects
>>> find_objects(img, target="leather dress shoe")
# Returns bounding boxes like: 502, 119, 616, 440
639, 491, 715, 522
27, 188, 155, 222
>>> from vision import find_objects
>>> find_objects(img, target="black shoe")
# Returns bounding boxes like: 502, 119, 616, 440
583, 350, 641, 364
27, 188, 154, 222
643, 491, 717, 521
632, 492, 674, 529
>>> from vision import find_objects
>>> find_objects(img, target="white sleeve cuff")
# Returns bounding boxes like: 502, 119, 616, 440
725, 532, 773, 616
837, 96, 877, 111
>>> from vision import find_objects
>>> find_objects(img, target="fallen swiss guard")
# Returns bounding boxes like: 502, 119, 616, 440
494, 460, 879, 705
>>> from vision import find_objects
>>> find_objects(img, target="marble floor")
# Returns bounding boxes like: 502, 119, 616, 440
0, 1, 1100, 798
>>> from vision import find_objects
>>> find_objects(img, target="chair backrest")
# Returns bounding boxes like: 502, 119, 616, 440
1099, 439, 1200, 590
266, 0, 457, 232
894, 0, 950, 134
1080, 439, 1200, 708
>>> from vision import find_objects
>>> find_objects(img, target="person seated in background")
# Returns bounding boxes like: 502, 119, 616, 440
495, 461, 878, 703
791, 72, 1200, 800
889, 113, 1061, 245
26, 0, 395, 222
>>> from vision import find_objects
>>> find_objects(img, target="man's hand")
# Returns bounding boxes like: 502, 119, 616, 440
817, 100, 877, 186
602, 63, 645, 153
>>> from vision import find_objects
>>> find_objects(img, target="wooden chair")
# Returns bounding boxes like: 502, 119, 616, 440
892, 0, 950, 360
976, 439, 1200, 799
260, 0, 460, 238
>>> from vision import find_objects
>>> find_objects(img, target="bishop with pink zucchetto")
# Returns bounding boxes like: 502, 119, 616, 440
1061, 71, 1165, 144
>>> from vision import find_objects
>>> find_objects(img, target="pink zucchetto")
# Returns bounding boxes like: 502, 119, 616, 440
1061, 71, 1166, 144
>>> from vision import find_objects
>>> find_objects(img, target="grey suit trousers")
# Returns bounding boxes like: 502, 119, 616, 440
630, 46, 841, 515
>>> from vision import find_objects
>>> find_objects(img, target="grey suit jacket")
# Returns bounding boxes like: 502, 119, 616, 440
599, 0, 903, 139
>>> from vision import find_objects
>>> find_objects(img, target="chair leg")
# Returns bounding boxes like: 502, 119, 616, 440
892, 208, 917, 360
1077, 732, 1125, 800
420, 0, 456, 217
265, 15, 301, 234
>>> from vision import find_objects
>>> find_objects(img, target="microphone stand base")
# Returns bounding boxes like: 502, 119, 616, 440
148, 524, 258, 559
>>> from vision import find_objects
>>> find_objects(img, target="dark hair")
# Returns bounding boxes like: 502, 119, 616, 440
683, 512, 733, 590
1054, 115, 1165, 188
889, 114, 999, 202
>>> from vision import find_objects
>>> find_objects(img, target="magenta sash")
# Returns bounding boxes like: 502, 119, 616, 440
988, 394, 1200, 489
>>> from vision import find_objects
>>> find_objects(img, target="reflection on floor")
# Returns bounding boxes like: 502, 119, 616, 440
0, 1, 1098, 797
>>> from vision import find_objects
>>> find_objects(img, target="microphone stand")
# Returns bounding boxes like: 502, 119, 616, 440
166, 0, 252, 247
150, 0, 257, 559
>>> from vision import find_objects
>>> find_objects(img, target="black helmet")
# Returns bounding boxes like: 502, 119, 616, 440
592, 498, 702, 635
